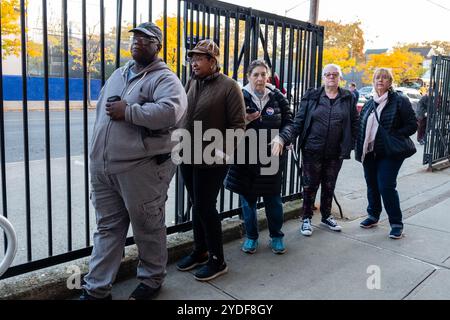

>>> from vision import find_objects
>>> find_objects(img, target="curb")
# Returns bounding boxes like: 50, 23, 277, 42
3, 101, 98, 113
3, 107, 97, 112
0, 199, 302, 300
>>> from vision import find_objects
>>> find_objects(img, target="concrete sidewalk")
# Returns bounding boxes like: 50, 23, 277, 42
73, 143, 450, 300
99, 202, 450, 300
3, 101, 97, 112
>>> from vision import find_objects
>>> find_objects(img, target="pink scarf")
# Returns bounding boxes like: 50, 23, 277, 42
362, 91, 389, 162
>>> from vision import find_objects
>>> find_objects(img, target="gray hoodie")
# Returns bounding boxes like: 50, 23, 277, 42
90, 59, 187, 174
243, 83, 274, 111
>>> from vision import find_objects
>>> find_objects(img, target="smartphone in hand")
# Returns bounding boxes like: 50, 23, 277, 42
107, 95, 121, 103
246, 106, 259, 114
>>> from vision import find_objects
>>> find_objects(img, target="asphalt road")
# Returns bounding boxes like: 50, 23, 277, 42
2, 110, 96, 163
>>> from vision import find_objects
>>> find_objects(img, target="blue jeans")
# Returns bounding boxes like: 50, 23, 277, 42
240, 195, 284, 240
363, 153, 404, 229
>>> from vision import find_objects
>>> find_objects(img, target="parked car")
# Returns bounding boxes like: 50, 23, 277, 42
356, 86, 373, 112
359, 86, 374, 98
395, 87, 422, 113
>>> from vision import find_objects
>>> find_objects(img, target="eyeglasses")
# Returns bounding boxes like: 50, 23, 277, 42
130, 36, 159, 45
188, 55, 208, 64
324, 72, 340, 78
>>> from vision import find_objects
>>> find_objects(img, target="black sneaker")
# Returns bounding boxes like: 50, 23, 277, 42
389, 227, 403, 239
128, 283, 161, 300
321, 216, 342, 231
194, 258, 228, 281
360, 217, 378, 229
176, 252, 208, 271
79, 289, 112, 300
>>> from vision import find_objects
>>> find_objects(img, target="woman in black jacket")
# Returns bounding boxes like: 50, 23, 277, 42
272, 64, 359, 237
355, 68, 417, 239
224, 60, 293, 254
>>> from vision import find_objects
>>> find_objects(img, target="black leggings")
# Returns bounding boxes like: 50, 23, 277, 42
180, 164, 229, 262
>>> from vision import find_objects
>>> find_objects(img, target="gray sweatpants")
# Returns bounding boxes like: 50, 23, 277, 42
83, 158, 176, 298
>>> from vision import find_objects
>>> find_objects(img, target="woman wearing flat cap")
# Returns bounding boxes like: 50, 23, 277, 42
176, 39, 246, 281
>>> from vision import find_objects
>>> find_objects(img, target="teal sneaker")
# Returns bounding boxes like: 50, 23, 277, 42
269, 237, 286, 254
242, 238, 258, 254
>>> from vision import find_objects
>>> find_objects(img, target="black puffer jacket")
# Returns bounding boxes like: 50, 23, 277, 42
355, 90, 417, 162
224, 86, 293, 197
279, 87, 359, 159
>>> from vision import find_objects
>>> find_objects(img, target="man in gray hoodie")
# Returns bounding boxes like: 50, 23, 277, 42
80, 22, 187, 300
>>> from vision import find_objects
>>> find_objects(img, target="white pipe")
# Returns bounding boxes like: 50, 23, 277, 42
0, 216, 17, 277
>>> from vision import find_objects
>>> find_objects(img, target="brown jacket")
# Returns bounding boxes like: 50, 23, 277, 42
184, 72, 246, 166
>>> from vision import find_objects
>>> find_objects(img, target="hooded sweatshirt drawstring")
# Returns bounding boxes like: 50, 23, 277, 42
127, 72, 148, 96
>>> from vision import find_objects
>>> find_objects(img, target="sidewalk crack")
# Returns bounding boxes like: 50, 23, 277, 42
206, 282, 239, 300
403, 222, 450, 235
401, 269, 437, 300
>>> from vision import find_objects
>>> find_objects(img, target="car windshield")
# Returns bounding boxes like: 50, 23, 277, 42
359, 86, 373, 95
407, 93, 422, 99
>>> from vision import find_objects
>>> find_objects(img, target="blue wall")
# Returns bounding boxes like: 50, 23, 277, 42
2, 75, 101, 101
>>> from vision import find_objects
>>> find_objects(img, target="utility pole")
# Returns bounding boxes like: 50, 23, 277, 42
285, 1, 307, 16
309, 0, 319, 24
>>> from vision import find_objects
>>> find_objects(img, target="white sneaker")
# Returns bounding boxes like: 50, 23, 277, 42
300, 218, 313, 236
321, 216, 342, 231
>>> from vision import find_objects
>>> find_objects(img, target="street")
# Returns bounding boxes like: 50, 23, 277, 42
2, 110, 96, 163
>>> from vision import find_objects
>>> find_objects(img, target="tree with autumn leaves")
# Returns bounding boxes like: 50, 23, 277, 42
155, 17, 180, 72
319, 20, 364, 74
1, 0, 22, 57
318, 19, 437, 86
1, 0, 42, 58
359, 49, 425, 85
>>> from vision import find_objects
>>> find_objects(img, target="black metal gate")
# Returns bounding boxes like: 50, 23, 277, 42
0, 0, 323, 279
423, 55, 450, 169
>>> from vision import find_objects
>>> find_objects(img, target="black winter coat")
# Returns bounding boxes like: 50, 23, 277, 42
355, 90, 417, 162
224, 87, 293, 197
279, 87, 359, 159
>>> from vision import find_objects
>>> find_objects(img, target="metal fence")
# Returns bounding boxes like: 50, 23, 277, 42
423, 55, 450, 169
0, 0, 323, 279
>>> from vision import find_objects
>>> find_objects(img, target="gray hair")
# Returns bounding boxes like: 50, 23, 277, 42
322, 64, 343, 78
247, 59, 271, 77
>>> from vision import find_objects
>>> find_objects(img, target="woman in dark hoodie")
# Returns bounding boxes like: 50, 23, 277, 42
355, 68, 417, 239
224, 60, 293, 255
273, 64, 359, 237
